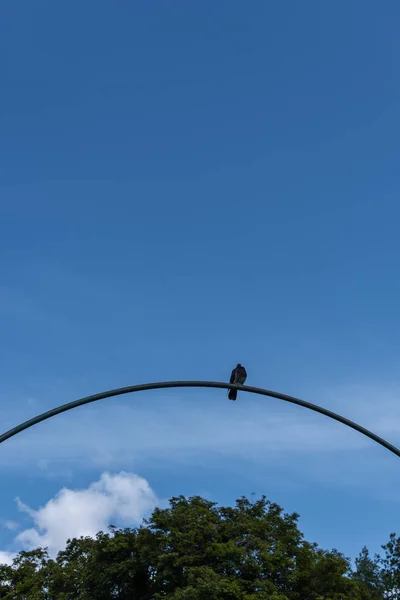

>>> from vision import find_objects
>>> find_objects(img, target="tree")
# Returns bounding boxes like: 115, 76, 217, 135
380, 533, 400, 600
353, 546, 384, 599
0, 494, 381, 599
1, 549, 49, 600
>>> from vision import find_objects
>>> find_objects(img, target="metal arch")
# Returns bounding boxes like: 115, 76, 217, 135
0, 381, 399, 458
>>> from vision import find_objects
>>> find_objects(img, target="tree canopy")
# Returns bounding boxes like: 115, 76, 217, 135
0, 494, 395, 599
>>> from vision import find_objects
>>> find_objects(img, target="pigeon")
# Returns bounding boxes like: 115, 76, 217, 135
228, 363, 247, 401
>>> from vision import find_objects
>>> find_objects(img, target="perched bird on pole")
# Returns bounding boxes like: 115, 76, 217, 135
228, 364, 247, 400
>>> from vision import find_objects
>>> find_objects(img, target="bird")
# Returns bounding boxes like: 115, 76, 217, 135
228, 363, 247, 400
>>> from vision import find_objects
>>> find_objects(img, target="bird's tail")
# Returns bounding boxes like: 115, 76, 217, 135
228, 388, 237, 401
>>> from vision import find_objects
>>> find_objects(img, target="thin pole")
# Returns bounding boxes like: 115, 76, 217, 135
0, 381, 399, 458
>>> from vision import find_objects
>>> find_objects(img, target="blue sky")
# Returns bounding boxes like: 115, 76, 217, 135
1, 0, 400, 564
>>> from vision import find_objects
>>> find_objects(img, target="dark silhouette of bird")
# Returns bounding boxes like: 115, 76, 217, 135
228, 363, 247, 400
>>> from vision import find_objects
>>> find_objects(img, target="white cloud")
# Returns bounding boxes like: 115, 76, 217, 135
0, 551, 14, 566
8, 472, 158, 557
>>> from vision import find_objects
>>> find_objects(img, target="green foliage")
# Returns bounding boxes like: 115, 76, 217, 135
0, 494, 386, 599
351, 536, 400, 600
380, 533, 400, 600
352, 546, 384, 599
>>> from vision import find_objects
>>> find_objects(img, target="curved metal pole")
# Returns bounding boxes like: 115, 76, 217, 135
0, 381, 399, 458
